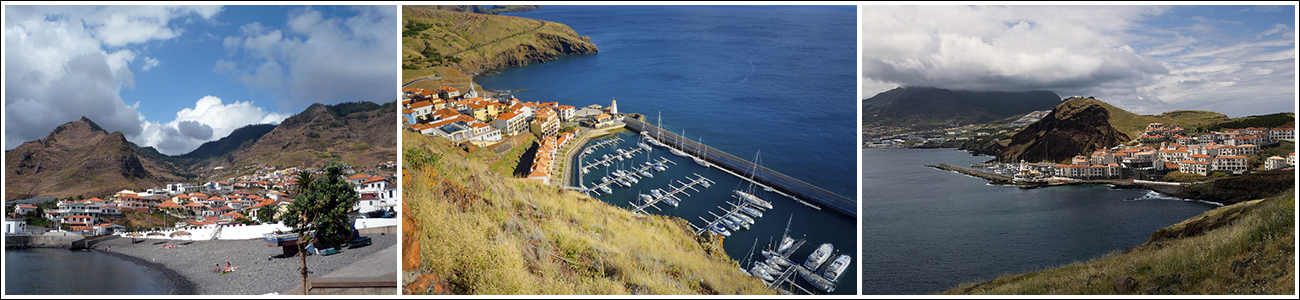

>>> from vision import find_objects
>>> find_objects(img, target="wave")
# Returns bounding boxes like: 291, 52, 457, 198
1124, 190, 1224, 207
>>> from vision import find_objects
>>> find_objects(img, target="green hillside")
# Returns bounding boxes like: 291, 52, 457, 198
944, 189, 1294, 295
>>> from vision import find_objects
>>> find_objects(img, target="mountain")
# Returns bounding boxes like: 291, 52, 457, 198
5, 102, 396, 200
979, 97, 1230, 162
201, 101, 397, 171
178, 123, 277, 161
5, 117, 186, 200
401, 6, 598, 77
944, 188, 1294, 295
862, 87, 1062, 131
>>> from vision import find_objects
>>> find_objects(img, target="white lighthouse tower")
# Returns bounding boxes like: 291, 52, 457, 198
610, 98, 620, 120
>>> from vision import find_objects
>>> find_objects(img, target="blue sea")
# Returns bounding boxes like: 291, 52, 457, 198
5, 248, 192, 295
860, 148, 1218, 294
481, 6, 858, 294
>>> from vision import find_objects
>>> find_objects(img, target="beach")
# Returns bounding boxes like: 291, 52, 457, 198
98, 232, 396, 295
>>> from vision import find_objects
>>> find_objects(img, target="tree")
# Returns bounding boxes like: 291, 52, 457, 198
281, 162, 359, 294
258, 207, 277, 224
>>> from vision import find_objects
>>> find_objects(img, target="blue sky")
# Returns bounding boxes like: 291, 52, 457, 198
862, 5, 1296, 117
5, 5, 397, 155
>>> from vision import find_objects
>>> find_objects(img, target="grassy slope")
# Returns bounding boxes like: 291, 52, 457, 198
402, 7, 595, 78
402, 131, 770, 295
943, 189, 1295, 295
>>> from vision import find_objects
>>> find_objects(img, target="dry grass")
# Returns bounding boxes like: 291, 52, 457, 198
944, 189, 1295, 295
403, 131, 771, 295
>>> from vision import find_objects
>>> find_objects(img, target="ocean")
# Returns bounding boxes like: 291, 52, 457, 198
479, 6, 858, 294
4, 248, 192, 295
860, 148, 1218, 294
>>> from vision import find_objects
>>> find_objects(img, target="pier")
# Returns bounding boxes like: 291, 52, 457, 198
927, 163, 1013, 183
690, 200, 759, 235
580, 145, 649, 173
624, 118, 856, 217
585, 157, 674, 195
630, 174, 714, 215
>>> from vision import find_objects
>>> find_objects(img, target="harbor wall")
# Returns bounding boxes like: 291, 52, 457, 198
5, 234, 83, 248
623, 118, 856, 217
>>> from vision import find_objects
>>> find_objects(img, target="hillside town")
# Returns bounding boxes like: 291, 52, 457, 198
1002, 124, 1295, 182
402, 83, 622, 185
5, 162, 397, 236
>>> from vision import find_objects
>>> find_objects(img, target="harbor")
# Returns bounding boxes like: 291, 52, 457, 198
570, 128, 857, 294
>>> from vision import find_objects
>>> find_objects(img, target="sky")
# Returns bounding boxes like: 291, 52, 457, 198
861, 5, 1296, 117
4, 5, 397, 155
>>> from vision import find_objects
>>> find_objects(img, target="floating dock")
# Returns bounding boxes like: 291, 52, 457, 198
625, 118, 856, 217
630, 174, 713, 215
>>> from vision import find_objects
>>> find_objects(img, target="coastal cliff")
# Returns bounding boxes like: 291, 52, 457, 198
985, 97, 1132, 163
402, 6, 597, 78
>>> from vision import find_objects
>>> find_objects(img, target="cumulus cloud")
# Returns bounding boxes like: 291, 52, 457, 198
135, 95, 289, 155
862, 6, 1295, 117
3, 5, 222, 150
216, 6, 397, 109
142, 56, 161, 71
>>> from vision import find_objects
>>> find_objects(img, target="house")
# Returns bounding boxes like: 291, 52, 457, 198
1265, 156, 1287, 170
529, 108, 560, 138
4, 219, 27, 235
494, 111, 529, 136
1212, 155, 1247, 174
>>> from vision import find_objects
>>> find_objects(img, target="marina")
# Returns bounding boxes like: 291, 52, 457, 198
630, 174, 714, 215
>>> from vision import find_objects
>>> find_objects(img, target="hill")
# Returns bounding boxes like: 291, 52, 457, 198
401, 6, 597, 91
943, 188, 1294, 295
980, 97, 1230, 162
861, 87, 1062, 131
207, 101, 397, 172
5, 117, 187, 199
401, 131, 770, 295
4, 102, 396, 200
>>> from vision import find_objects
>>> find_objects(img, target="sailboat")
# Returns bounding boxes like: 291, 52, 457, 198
733, 150, 773, 210
692, 137, 710, 167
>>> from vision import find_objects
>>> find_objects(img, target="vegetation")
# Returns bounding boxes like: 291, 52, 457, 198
401, 6, 596, 82
1173, 170, 1295, 206
944, 189, 1294, 295
1202, 113, 1296, 132
402, 131, 769, 294
283, 162, 360, 294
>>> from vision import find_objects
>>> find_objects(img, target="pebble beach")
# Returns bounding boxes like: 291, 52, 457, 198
98, 233, 396, 295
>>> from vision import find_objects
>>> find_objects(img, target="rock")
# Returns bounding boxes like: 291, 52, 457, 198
1231, 260, 1251, 276
1152, 273, 1182, 287
1113, 276, 1138, 294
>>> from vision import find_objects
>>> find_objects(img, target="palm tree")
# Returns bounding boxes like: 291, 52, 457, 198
282, 162, 359, 294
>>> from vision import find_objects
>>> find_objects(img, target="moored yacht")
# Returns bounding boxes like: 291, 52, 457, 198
822, 254, 851, 282
803, 243, 833, 270
741, 206, 763, 218
734, 190, 773, 210
709, 223, 731, 237
693, 156, 710, 167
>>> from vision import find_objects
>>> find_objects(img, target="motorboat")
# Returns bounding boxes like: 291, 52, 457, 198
599, 186, 612, 194
741, 206, 763, 218
612, 169, 626, 177
798, 266, 836, 293
709, 223, 731, 237
638, 194, 654, 203
617, 179, 632, 187
662, 196, 678, 207
603, 161, 611, 167
727, 215, 749, 229
650, 189, 665, 199
734, 190, 773, 210
700, 180, 711, 188
822, 254, 851, 282
721, 218, 740, 231
653, 163, 667, 172
732, 213, 755, 225
640, 170, 653, 178
601, 176, 611, 183
625, 176, 638, 184
751, 264, 774, 281
803, 243, 833, 270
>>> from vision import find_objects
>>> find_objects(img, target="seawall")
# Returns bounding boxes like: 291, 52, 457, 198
623, 117, 857, 217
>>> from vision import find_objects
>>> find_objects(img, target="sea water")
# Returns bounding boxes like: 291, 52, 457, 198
860, 148, 1217, 294
4, 248, 192, 295
479, 6, 858, 294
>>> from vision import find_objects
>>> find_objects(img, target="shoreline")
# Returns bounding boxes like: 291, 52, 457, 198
95, 232, 396, 295
103, 248, 199, 295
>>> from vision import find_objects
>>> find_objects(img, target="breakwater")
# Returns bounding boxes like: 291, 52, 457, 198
928, 163, 1014, 184
623, 117, 856, 217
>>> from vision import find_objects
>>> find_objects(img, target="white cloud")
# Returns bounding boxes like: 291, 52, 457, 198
216, 6, 397, 109
862, 5, 1296, 117
3, 5, 223, 150
133, 95, 289, 155
142, 56, 161, 71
